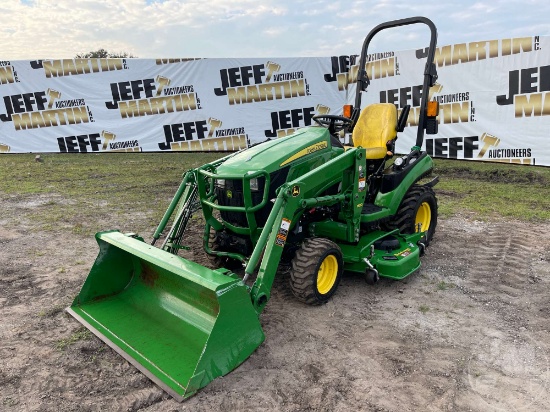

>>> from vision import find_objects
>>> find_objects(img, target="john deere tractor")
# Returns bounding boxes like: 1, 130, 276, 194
68, 17, 440, 401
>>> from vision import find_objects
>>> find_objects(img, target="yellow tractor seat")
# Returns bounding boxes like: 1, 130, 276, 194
352, 103, 397, 159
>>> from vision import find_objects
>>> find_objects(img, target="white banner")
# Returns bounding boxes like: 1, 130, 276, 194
1, 35, 549, 166
345, 35, 549, 166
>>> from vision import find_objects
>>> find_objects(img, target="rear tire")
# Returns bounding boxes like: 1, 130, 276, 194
385, 185, 438, 243
289, 238, 343, 305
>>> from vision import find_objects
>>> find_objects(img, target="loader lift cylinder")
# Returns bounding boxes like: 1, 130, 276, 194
68, 16, 440, 403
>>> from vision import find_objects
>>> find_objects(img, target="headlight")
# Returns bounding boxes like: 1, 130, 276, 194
249, 178, 259, 192
394, 157, 405, 167
215, 179, 225, 188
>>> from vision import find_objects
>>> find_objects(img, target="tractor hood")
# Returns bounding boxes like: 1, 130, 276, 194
217, 127, 333, 175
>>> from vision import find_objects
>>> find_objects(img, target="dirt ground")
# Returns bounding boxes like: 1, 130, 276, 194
1, 193, 549, 411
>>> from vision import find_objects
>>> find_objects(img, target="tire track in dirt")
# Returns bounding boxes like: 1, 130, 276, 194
3, 206, 550, 411
469, 223, 537, 294
454, 222, 550, 411
462, 223, 547, 328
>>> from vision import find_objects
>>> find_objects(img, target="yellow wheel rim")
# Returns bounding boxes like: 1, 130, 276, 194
317, 255, 338, 295
415, 201, 431, 233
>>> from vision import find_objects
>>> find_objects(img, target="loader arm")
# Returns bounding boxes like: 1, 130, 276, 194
151, 149, 246, 251
68, 15, 440, 403
247, 147, 367, 313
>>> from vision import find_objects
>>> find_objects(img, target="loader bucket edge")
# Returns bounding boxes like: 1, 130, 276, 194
68, 231, 265, 401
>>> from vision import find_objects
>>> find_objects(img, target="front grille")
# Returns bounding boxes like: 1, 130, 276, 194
215, 178, 265, 227
215, 167, 290, 228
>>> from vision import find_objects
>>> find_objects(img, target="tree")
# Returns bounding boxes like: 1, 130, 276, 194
75, 49, 137, 58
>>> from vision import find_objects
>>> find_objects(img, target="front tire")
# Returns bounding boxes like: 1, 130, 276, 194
207, 229, 242, 270
289, 238, 343, 305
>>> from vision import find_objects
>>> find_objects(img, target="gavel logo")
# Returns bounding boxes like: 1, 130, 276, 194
155, 75, 171, 96
429, 82, 443, 101
46, 88, 61, 109
265, 61, 281, 82
315, 104, 331, 115
477, 133, 500, 158
101, 130, 116, 150
207, 118, 222, 138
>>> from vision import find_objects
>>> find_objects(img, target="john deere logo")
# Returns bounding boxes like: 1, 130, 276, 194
226, 190, 233, 199
291, 186, 300, 197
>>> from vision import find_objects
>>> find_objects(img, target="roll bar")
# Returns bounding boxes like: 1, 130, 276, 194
352, 16, 438, 149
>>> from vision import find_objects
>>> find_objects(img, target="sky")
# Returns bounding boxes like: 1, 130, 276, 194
1, 0, 549, 60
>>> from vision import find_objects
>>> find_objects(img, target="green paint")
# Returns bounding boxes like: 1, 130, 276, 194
339, 230, 424, 279
67, 17, 447, 403
69, 231, 264, 401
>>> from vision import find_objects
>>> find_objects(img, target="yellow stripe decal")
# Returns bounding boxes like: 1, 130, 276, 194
280, 141, 328, 167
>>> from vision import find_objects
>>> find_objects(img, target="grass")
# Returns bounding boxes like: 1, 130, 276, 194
0, 152, 222, 197
0, 152, 224, 234
38, 304, 65, 318
419, 304, 430, 314
0, 153, 549, 237
433, 158, 550, 221
55, 328, 92, 351
436, 280, 455, 291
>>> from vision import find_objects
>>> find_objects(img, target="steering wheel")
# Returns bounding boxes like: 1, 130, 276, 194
312, 114, 352, 135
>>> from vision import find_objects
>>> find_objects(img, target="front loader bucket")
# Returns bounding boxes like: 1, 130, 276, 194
67, 231, 264, 401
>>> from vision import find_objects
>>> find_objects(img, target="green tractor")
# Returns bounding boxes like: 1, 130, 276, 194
68, 17, 440, 401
